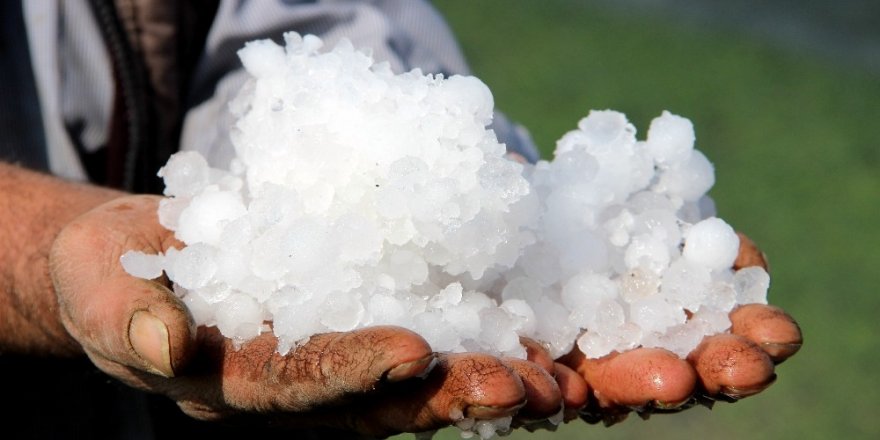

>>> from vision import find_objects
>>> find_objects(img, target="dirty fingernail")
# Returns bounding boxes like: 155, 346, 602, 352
129, 310, 174, 377
720, 375, 776, 400
762, 342, 802, 363
385, 353, 438, 382
652, 397, 692, 411
465, 402, 525, 419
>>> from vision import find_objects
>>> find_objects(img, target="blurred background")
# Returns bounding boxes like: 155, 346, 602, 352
398, 1, 880, 439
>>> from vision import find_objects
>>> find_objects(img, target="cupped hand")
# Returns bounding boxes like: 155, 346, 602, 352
48, 195, 579, 437
557, 233, 803, 426
49, 193, 800, 435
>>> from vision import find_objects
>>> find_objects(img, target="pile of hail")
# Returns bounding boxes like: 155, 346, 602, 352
122, 33, 770, 366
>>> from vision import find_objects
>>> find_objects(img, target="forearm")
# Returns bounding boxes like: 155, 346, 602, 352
0, 162, 122, 356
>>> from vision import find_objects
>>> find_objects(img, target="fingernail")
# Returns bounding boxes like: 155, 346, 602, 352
652, 397, 692, 411
727, 373, 777, 399
762, 342, 802, 363
129, 310, 174, 377
385, 353, 438, 382
465, 402, 525, 419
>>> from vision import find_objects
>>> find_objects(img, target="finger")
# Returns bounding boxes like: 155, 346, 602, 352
502, 357, 562, 421
730, 304, 802, 363
280, 352, 528, 437
553, 362, 589, 421
687, 334, 776, 400
734, 232, 768, 271
370, 353, 526, 436
167, 325, 435, 417
560, 346, 696, 412
520, 337, 555, 374
49, 195, 195, 378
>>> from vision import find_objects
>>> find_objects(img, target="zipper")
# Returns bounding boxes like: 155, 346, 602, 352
87, 0, 154, 192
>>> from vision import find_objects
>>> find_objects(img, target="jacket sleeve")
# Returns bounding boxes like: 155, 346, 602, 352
179, 0, 539, 168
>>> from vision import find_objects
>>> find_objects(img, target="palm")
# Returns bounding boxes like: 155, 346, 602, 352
50, 195, 801, 435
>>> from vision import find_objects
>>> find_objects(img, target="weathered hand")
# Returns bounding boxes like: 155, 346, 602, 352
557, 233, 802, 426
48, 195, 580, 437
47, 190, 798, 435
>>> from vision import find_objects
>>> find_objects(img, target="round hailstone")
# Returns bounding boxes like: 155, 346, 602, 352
215, 293, 264, 343
572, 110, 634, 151
499, 299, 537, 335
167, 243, 217, 290
550, 149, 599, 186
682, 217, 740, 270
414, 310, 460, 353
158, 151, 210, 197
320, 294, 365, 331
624, 233, 670, 273
175, 191, 247, 245
658, 149, 715, 202
577, 331, 616, 359
562, 273, 617, 328
646, 110, 696, 166
479, 307, 524, 357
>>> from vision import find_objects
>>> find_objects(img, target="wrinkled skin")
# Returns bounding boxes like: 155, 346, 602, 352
49, 195, 801, 435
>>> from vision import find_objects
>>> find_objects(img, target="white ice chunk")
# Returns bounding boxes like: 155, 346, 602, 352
176, 191, 247, 245
120, 251, 164, 279
215, 293, 264, 343
658, 150, 715, 202
629, 296, 686, 333
646, 110, 695, 165
577, 331, 616, 359
661, 258, 712, 310
624, 233, 670, 273
158, 151, 211, 197
562, 273, 618, 329
620, 266, 661, 303
320, 294, 365, 331
126, 31, 763, 361
567, 110, 634, 152
168, 244, 217, 290
683, 217, 740, 270
499, 299, 537, 335
238, 39, 286, 78
734, 266, 771, 304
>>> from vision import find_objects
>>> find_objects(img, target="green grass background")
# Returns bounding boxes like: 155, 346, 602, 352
395, 1, 880, 439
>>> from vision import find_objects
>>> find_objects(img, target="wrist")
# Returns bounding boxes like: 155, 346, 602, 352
0, 163, 123, 356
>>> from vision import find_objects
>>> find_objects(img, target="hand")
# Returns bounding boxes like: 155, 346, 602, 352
557, 233, 803, 426
48, 195, 584, 437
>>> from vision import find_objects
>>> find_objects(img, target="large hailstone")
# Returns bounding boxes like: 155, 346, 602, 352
122, 33, 771, 364
123, 32, 537, 358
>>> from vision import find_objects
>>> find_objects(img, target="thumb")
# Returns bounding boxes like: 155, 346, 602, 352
50, 195, 195, 377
